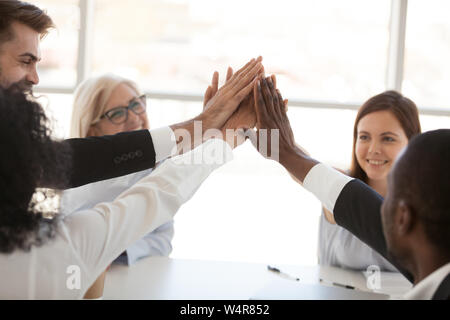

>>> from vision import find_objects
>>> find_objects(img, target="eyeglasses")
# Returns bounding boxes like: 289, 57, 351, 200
98, 94, 147, 124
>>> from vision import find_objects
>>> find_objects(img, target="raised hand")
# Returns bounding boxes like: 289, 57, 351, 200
269, 74, 289, 112
200, 57, 263, 131
221, 74, 287, 132
203, 67, 233, 110
203, 65, 259, 131
201, 63, 261, 149
170, 57, 263, 153
249, 76, 297, 159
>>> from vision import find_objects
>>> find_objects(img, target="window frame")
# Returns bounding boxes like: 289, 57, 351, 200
34, 0, 450, 117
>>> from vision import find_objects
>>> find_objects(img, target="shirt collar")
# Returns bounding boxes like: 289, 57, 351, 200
403, 262, 450, 300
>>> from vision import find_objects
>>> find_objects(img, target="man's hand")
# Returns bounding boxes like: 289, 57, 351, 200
170, 57, 263, 153
201, 63, 261, 149
200, 57, 263, 130
203, 67, 257, 131
250, 77, 296, 158
249, 76, 318, 181
203, 71, 287, 133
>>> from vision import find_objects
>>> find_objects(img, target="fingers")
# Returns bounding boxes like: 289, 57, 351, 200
269, 74, 286, 111
227, 60, 263, 99
203, 71, 219, 108
226, 67, 233, 83
227, 56, 262, 88
212, 71, 219, 94
276, 89, 285, 116
203, 86, 212, 108
231, 77, 258, 110
227, 57, 258, 83
271, 74, 277, 88
260, 78, 275, 116
268, 78, 281, 116
253, 80, 262, 130
266, 78, 281, 116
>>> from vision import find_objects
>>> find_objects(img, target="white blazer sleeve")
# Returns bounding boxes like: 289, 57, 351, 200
63, 139, 233, 285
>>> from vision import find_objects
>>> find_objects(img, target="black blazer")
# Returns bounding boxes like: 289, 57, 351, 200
333, 179, 450, 300
41, 130, 156, 189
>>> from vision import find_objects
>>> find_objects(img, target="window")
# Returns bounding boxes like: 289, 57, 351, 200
91, 0, 390, 104
33, 0, 79, 88
403, 0, 450, 110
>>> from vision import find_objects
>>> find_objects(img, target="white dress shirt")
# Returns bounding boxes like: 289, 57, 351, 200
403, 263, 450, 300
0, 138, 233, 299
61, 168, 175, 265
149, 126, 177, 163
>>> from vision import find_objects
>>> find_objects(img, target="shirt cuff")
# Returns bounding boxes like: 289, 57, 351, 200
303, 163, 353, 213
149, 127, 177, 163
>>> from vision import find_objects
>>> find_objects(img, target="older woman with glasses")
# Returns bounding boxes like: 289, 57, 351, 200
63, 74, 174, 299
70, 75, 149, 137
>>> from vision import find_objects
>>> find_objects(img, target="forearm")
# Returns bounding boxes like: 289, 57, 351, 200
54, 130, 156, 189
170, 114, 238, 154
279, 146, 319, 184
169, 116, 203, 156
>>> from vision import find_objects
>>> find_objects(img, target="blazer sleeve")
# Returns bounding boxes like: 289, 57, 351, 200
333, 179, 414, 283
64, 139, 233, 289
41, 130, 156, 189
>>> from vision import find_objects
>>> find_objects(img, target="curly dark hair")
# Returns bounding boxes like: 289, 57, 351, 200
0, 86, 71, 253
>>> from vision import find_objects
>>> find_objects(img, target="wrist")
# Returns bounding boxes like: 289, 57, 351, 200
195, 110, 215, 134
170, 118, 198, 155
279, 145, 318, 183
279, 144, 301, 166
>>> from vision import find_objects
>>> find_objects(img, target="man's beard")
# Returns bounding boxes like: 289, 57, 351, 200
0, 77, 33, 94
0, 69, 33, 93
12, 79, 33, 94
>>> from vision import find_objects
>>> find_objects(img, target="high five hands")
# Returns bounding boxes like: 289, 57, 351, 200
202, 59, 288, 149
202, 59, 290, 151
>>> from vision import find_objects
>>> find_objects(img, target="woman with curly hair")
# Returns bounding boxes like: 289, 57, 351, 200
0, 86, 234, 299
0, 87, 71, 254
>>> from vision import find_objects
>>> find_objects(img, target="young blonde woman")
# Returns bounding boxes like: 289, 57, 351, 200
63, 74, 174, 299
318, 91, 422, 271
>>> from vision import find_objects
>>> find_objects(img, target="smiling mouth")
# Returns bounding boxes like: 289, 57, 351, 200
367, 159, 388, 166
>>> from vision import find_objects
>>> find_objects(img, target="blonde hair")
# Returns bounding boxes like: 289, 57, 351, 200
70, 74, 141, 138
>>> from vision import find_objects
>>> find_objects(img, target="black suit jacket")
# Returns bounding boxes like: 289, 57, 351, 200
333, 179, 450, 300
40, 130, 156, 189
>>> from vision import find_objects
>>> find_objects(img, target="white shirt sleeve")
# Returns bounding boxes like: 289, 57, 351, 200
149, 126, 177, 163
123, 220, 175, 265
303, 163, 353, 213
64, 138, 233, 285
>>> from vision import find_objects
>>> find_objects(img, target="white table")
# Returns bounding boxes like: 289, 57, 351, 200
103, 257, 412, 300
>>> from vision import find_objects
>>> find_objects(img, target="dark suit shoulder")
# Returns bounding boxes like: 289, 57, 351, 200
334, 179, 414, 283
432, 273, 450, 300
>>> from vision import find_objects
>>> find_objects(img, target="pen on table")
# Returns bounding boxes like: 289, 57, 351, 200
267, 265, 300, 282
319, 278, 355, 290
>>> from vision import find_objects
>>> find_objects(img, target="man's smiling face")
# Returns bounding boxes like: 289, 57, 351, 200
0, 21, 41, 91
